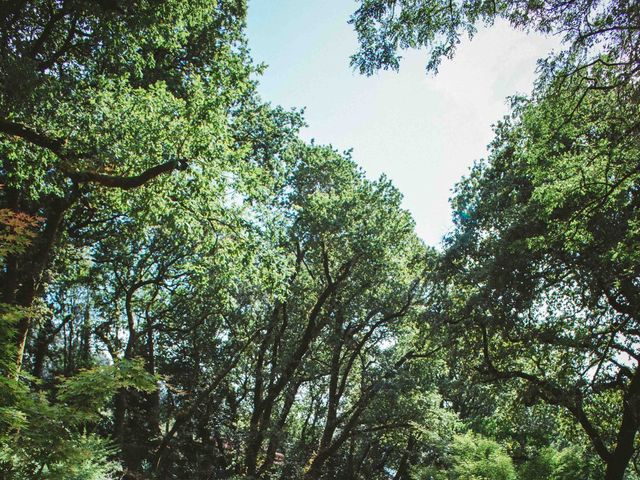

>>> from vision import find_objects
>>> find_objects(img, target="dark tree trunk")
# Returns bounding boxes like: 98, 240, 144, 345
146, 317, 160, 437
393, 435, 416, 480
32, 321, 51, 379
13, 197, 70, 373
603, 368, 640, 480
79, 305, 92, 368
114, 388, 128, 446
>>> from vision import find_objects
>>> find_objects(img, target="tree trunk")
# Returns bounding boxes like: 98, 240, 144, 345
605, 458, 632, 480
146, 317, 160, 437
114, 388, 128, 446
32, 321, 51, 379
13, 197, 70, 373
79, 304, 92, 368
603, 369, 640, 480
393, 435, 415, 480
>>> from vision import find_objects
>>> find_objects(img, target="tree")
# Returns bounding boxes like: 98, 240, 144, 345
235, 143, 432, 479
349, 0, 640, 89
435, 71, 640, 479
0, 0, 256, 370
349, 2, 640, 478
12, 2, 637, 479
0, 3, 311, 478
0, 204, 157, 478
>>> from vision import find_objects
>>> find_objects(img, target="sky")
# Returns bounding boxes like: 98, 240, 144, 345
246, 1, 561, 246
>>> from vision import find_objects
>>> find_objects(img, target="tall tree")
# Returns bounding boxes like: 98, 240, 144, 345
239, 144, 432, 478
0, 0, 255, 369
435, 71, 639, 479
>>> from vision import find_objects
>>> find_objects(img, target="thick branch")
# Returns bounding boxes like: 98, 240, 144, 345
65, 159, 184, 189
0, 118, 63, 153
479, 324, 612, 462
0, 118, 186, 189
153, 329, 260, 473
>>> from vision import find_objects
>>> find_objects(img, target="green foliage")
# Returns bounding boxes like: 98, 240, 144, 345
350, 0, 640, 90
519, 445, 604, 480
57, 359, 157, 420
2, 1, 638, 479
518, 447, 557, 480
0, 359, 156, 479
551, 446, 605, 480
448, 432, 517, 480
1, 434, 119, 480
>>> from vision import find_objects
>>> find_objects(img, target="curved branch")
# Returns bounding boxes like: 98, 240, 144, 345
0, 117, 187, 189
64, 159, 184, 189
479, 324, 612, 462
0, 118, 63, 153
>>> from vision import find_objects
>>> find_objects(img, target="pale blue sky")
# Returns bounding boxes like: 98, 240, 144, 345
246, 1, 561, 246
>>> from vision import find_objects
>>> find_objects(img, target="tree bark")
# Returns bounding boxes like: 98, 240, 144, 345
603, 368, 640, 480
14, 197, 70, 373
146, 315, 160, 437
393, 435, 415, 480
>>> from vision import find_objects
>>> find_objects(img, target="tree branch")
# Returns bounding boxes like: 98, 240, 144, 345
64, 159, 185, 189
0, 117, 187, 189
479, 324, 612, 462
0, 118, 63, 153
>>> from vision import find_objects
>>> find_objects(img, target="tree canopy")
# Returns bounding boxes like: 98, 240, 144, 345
1, 1, 639, 479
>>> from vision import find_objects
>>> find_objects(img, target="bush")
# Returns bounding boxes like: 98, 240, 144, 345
449, 432, 516, 480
